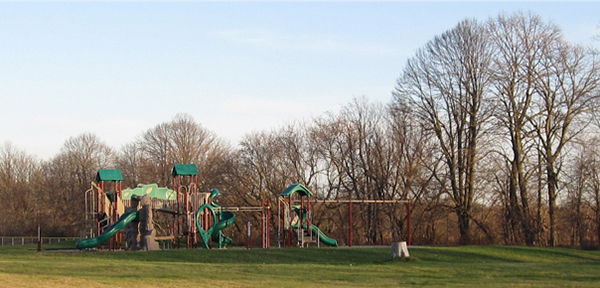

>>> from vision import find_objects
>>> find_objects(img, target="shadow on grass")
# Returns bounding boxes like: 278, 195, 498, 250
8, 243, 600, 268
74, 247, 395, 265
410, 246, 521, 263
410, 246, 600, 264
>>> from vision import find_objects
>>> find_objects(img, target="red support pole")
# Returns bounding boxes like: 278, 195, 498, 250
96, 185, 101, 240
348, 195, 353, 247
114, 182, 118, 224
195, 178, 198, 246
288, 196, 292, 247
300, 196, 304, 236
307, 196, 311, 236
115, 181, 121, 249
193, 176, 198, 247
261, 199, 265, 248
300, 196, 305, 246
185, 187, 189, 249
174, 176, 179, 248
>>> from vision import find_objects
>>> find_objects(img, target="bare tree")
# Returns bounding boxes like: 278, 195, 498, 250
394, 19, 494, 244
138, 121, 173, 186
116, 142, 145, 188
487, 13, 563, 245
237, 130, 290, 201
565, 144, 596, 248
233, 125, 316, 244
311, 98, 418, 244
530, 41, 600, 246
168, 114, 232, 190
587, 140, 600, 247
131, 114, 232, 190
43, 133, 115, 235
0, 142, 42, 235
329, 98, 388, 244
389, 97, 439, 243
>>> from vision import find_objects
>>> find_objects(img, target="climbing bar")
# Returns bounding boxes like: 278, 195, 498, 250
218, 207, 268, 212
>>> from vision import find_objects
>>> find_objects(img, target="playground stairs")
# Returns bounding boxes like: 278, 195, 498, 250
300, 232, 316, 247
84, 214, 109, 239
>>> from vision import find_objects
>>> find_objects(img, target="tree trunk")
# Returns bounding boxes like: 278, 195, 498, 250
457, 208, 471, 245
547, 167, 558, 247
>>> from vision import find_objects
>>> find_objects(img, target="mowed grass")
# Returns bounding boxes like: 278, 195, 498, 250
1, 241, 599, 287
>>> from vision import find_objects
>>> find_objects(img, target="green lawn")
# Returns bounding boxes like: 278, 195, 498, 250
1, 242, 599, 287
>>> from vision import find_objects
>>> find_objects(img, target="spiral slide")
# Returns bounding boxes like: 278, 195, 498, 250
76, 211, 139, 250
196, 204, 236, 249
211, 211, 236, 248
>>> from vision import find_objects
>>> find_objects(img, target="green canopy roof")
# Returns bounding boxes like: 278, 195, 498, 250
122, 184, 177, 200
280, 183, 313, 198
96, 169, 123, 182
172, 164, 199, 177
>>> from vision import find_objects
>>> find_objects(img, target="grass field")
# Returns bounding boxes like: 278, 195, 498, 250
1, 241, 599, 287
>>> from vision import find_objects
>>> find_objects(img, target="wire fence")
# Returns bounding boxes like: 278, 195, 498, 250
0, 236, 78, 246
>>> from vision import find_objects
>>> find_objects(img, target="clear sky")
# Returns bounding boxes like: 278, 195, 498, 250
1, 1, 598, 160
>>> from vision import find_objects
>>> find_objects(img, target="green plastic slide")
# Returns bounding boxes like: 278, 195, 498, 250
310, 224, 339, 247
76, 211, 139, 250
196, 205, 236, 249
211, 211, 236, 248
288, 204, 338, 247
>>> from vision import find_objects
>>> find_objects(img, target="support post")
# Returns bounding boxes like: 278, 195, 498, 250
186, 188, 190, 249
407, 200, 411, 246
269, 199, 272, 247
288, 196, 292, 247
307, 196, 311, 237
174, 176, 180, 248
261, 198, 265, 248
37, 224, 41, 252
300, 196, 304, 247
246, 220, 252, 249
261, 198, 271, 248
348, 195, 353, 247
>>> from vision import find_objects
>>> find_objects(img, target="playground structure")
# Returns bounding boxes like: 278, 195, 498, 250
77, 194, 158, 250
277, 183, 411, 247
79, 164, 259, 250
279, 184, 339, 247
82, 169, 125, 250
78, 165, 410, 250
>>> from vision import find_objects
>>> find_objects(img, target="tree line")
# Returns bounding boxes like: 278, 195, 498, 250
1, 12, 599, 248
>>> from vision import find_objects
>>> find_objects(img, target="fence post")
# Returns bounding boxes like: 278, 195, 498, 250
37, 225, 42, 252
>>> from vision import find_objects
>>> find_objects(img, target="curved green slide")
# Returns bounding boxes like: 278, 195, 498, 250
211, 211, 236, 248
196, 204, 236, 249
310, 224, 339, 247
76, 211, 139, 250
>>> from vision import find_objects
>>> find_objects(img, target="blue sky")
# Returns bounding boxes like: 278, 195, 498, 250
1, 1, 598, 160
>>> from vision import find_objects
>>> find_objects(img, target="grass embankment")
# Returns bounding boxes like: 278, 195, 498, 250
1, 241, 599, 287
